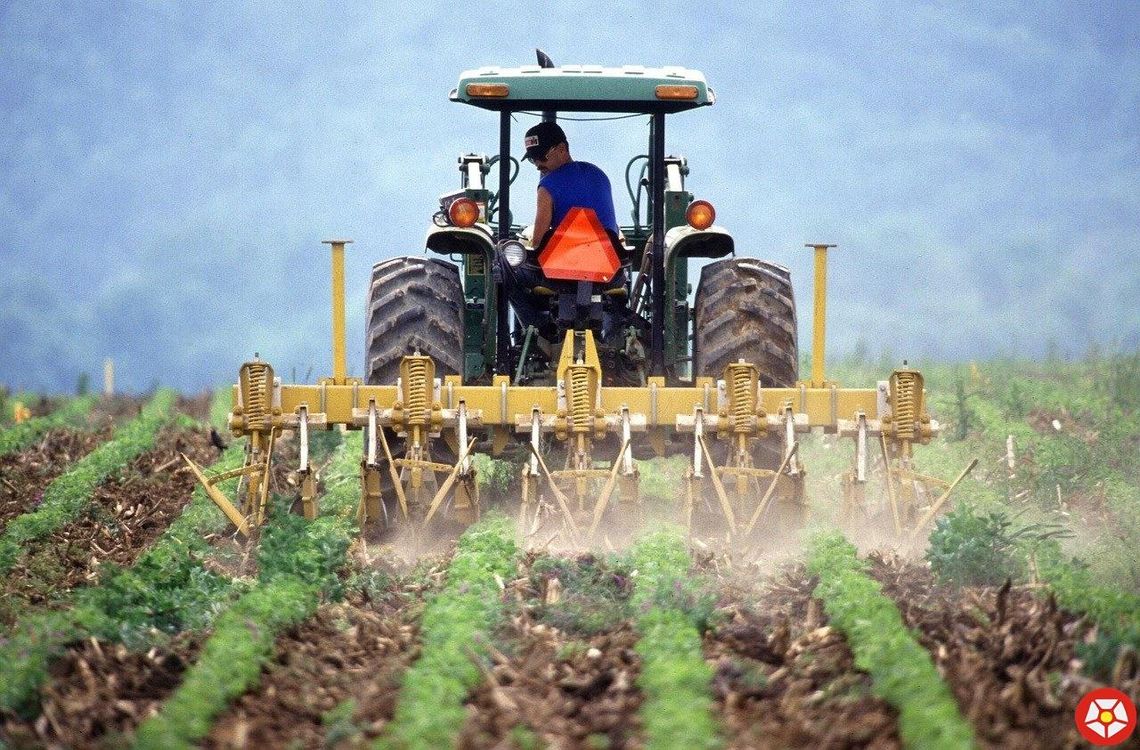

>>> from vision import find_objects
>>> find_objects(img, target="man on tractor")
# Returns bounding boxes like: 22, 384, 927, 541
496, 120, 625, 343
523, 121, 618, 243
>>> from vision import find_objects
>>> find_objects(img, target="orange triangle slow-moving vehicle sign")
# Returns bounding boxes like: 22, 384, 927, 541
537, 207, 621, 283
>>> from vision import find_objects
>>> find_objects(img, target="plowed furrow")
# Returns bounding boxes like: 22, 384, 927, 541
706, 567, 901, 750
867, 553, 1093, 750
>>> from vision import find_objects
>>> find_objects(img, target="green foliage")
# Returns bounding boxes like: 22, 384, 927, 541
0, 393, 97, 457
950, 370, 973, 441
531, 553, 634, 635
135, 433, 363, 749
1105, 351, 1140, 412
134, 578, 319, 750
1037, 548, 1140, 681
207, 386, 233, 432
628, 529, 720, 750
636, 456, 689, 504
0, 440, 247, 714
807, 530, 974, 750
377, 514, 519, 750
0, 390, 175, 574
323, 699, 366, 747
257, 509, 352, 598
0, 612, 78, 715
508, 725, 541, 750
925, 505, 1065, 586
472, 452, 515, 502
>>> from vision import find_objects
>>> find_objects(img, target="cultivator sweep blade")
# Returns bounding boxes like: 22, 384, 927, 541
186, 333, 971, 546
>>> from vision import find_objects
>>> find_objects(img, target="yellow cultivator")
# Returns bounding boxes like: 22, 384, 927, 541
184, 240, 972, 547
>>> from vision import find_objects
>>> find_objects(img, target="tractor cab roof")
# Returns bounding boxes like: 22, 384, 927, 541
451, 64, 714, 114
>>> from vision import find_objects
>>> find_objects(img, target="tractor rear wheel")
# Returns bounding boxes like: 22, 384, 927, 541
693, 258, 798, 387
693, 258, 803, 540
365, 256, 464, 384
364, 257, 466, 529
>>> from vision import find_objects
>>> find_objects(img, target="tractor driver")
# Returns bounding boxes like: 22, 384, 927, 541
497, 121, 620, 339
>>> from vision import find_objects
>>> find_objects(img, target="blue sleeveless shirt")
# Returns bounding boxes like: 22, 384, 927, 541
539, 161, 618, 234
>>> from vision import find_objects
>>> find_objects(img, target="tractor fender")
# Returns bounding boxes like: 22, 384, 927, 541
664, 224, 734, 264
425, 223, 496, 257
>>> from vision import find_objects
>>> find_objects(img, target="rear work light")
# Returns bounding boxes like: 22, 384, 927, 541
466, 83, 510, 98
448, 198, 481, 227
686, 200, 715, 230
655, 84, 699, 100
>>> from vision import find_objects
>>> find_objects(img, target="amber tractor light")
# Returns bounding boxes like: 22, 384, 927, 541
655, 84, 699, 100
466, 83, 509, 98
448, 197, 480, 227
686, 199, 715, 230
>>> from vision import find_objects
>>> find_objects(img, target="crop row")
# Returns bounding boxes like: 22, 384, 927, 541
806, 530, 975, 750
134, 429, 360, 749
0, 389, 176, 576
628, 530, 720, 750
0, 414, 243, 714
377, 514, 520, 750
1038, 547, 1140, 677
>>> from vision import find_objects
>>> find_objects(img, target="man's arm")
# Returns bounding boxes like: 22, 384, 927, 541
531, 186, 553, 248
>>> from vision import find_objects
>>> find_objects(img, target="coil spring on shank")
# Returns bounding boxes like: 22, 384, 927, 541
729, 365, 755, 431
243, 363, 270, 432
894, 372, 917, 441
404, 358, 429, 426
568, 367, 591, 433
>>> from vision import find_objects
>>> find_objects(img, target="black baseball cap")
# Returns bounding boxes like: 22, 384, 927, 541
523, 121, 567, 161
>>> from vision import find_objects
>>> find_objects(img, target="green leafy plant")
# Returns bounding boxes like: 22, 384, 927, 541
1037, 548, 1140, 681
133, 432, 363, 749
0, 393, 97, 457
628, 529, 720, 750
532, 553, 634, 635
807, 530, 974, 750
927, 504, 1071, 586
376, 514, 519, 750
0, 390, 175, 574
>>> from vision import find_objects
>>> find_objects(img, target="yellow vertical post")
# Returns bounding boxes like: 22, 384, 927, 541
323, 239, 353, 385
806, 243, 836, 388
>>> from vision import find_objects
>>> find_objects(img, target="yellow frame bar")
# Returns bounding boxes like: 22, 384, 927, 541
234, 380, 882, 431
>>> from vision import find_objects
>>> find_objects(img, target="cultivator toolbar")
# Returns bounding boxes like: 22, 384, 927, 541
182, 240, 975, 546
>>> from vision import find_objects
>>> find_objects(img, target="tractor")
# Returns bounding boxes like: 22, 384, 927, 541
185, 52, 975, 548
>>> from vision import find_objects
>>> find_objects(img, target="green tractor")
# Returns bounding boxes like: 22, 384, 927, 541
365, 51, 799, 396
189, 54, 964, 546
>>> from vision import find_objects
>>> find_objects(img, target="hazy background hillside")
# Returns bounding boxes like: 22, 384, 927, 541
2, 2, 1138, 393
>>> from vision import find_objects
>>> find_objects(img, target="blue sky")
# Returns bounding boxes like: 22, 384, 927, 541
1, 2, 1138, 393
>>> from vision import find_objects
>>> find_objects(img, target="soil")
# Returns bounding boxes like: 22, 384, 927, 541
203, 578, 424, 750
864, 552, 1122, 750
1, 428, 112, 532
1, 426, 219, 624
706, 565, 901, 750
177, 391, 214, 424
0, 634, 203, 750
459, 552, 645, 750
2, 410, 1135, 750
